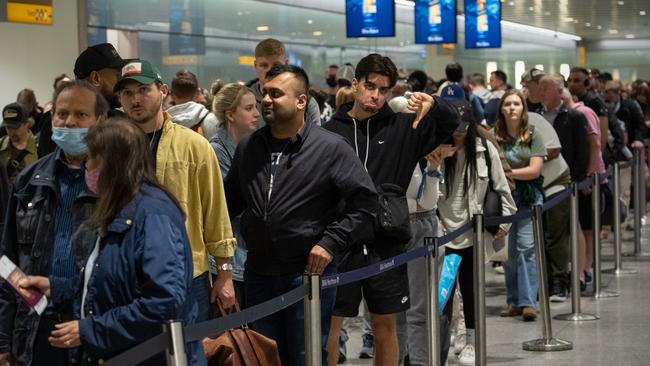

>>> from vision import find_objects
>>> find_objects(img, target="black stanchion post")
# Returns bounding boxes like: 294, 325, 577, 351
304, 273, 321, 366
473, 214, 486, 366
592, 173, 619, 299
163, 320, 188, 366
604, 162, 637, 275
425, 237, 440, 366
555, 183, 599, 321
523, 205, 573, 351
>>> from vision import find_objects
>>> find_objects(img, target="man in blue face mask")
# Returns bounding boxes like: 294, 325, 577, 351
0, 79, 108, 366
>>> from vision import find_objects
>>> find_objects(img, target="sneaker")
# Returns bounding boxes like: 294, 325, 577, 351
549, 287, 568, 302
454, 332, 467, 355
494, 265, 505, 274
522, 307, 537, 321
359, 333, 374, 359
500, 306, 522, 317
458, 344, 475, 366
584, 271, 593, 285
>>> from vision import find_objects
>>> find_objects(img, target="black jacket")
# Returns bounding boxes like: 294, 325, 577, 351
616, 98, 647, 144
0, 149, 96, 365
549, 105, 590, 182
323, 98, 459, 190
225, 120, 377, 276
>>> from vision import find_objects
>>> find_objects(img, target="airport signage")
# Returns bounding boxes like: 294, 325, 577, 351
6, 0, 52, 25
464, 0, 501, 49
415, 0, 456, 44
346, 0, 395, 38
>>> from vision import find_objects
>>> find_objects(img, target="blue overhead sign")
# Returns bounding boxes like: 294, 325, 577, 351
346, 0, 395, 38
464, 0, 501, 49
415, 0, 456, 44
169, 0, 205, 55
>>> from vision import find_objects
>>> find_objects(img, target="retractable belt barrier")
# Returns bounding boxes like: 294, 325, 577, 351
103, 174, 605, 366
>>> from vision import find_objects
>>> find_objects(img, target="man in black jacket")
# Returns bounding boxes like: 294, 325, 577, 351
225, 64, 377, 366
0, 80, 107, 366
605, 80, 647, 150
323, 53, 458, 366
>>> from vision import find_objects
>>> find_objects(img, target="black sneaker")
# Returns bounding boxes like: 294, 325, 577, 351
549, 287, 568, 302
338, 335, 347, 364
359, 333, 374, 359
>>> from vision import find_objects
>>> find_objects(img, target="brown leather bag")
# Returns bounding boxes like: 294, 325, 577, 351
202, 300, 281, 366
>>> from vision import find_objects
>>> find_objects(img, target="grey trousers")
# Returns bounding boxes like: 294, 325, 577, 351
397, 210, 450, 365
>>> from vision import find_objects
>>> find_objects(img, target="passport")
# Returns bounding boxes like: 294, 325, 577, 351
0, 255, 47, 315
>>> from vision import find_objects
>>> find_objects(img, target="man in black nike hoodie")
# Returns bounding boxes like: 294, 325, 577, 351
323, 54, 458, 366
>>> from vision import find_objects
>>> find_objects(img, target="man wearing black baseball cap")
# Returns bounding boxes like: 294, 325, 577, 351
74, 43, 126, 111
0, 103, 38, 183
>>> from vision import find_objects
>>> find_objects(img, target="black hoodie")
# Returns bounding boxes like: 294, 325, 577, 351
323, 97, 459, 190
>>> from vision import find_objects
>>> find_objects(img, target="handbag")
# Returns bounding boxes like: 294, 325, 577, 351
601, 183, 628, 226
375, 183, 412, 242
481, 138, 502, 235
202, 300, 281, 366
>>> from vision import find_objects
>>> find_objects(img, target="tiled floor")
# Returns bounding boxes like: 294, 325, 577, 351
340, 221, 650, 366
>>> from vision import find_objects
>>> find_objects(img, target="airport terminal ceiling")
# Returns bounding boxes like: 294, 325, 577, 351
85, 0, 650, 87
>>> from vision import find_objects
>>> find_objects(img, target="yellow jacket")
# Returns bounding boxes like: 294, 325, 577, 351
156, 113, 236, 277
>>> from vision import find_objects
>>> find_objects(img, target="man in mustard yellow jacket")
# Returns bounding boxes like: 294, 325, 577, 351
115, 60, 236, 320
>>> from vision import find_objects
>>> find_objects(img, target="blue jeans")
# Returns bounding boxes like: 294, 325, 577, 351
191, 272, 211, 322
245, 265, 337, 366
504, 189, 541, 307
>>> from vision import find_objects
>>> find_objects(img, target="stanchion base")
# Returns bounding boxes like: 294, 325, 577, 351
622, 252, 650, 257
554, 312, 599, 321
602, 268, 638, 275
522, 338, 573, 352
593, 290, 620, 299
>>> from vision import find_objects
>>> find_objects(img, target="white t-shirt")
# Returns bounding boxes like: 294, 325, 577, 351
527, 112, 571, 196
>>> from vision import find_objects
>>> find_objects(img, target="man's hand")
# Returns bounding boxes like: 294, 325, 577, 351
305, 245, 333, 275
631, 140, 645, 150
407, 92, 435, 129
211, 270, 235, 309
49, 321, 80, 349
18, 276, 51, 297
0, 352, 14, 366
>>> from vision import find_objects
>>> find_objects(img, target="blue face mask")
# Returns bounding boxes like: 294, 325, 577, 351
51, 127, 89, 156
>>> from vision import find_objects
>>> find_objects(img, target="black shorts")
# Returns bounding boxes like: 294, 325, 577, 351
333, 243, 410, 317
578, 186, 605, 231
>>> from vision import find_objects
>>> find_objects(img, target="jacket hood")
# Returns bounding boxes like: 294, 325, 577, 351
331, 101, 396, 125
166, 101, 210, 128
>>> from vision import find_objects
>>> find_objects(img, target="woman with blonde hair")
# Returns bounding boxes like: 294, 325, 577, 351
493, 90, 545, 321
209, 82, 259, 307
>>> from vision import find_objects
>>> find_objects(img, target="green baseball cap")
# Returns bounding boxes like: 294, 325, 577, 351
114, 59, 164, 92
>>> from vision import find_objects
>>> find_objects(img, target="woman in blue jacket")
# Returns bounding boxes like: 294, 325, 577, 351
19, 117, 205, 365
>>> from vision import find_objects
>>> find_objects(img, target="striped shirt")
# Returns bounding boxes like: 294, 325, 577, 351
49, 151, 87, 279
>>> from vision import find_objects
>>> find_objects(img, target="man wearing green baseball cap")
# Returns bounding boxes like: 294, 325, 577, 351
115, 60, 237, 320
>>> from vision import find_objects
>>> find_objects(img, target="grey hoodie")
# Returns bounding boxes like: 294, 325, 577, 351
166, 101, 219, 139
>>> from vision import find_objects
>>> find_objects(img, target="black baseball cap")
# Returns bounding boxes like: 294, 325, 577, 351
1, 103, 27, 128
74, 43, 126, 79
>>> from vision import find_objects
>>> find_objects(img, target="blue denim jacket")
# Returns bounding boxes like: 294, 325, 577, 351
210, 127, 246, 282
49, 184, 205, 365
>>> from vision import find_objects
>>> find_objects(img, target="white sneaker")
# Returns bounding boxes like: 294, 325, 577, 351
454, 332, 467, 355
494, 265, 505, 274
458, 344, 475, 366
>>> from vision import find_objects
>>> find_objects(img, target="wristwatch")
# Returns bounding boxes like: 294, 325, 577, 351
217, 263, 233, 272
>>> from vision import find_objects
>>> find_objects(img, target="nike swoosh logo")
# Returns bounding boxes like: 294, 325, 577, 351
378, 140, 385, 144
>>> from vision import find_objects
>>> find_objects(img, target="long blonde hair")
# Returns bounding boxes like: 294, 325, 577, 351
495, 90, 531, 144
212, 82, 251, 126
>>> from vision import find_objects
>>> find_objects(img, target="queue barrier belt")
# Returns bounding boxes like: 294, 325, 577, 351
103, 175, 601, 365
